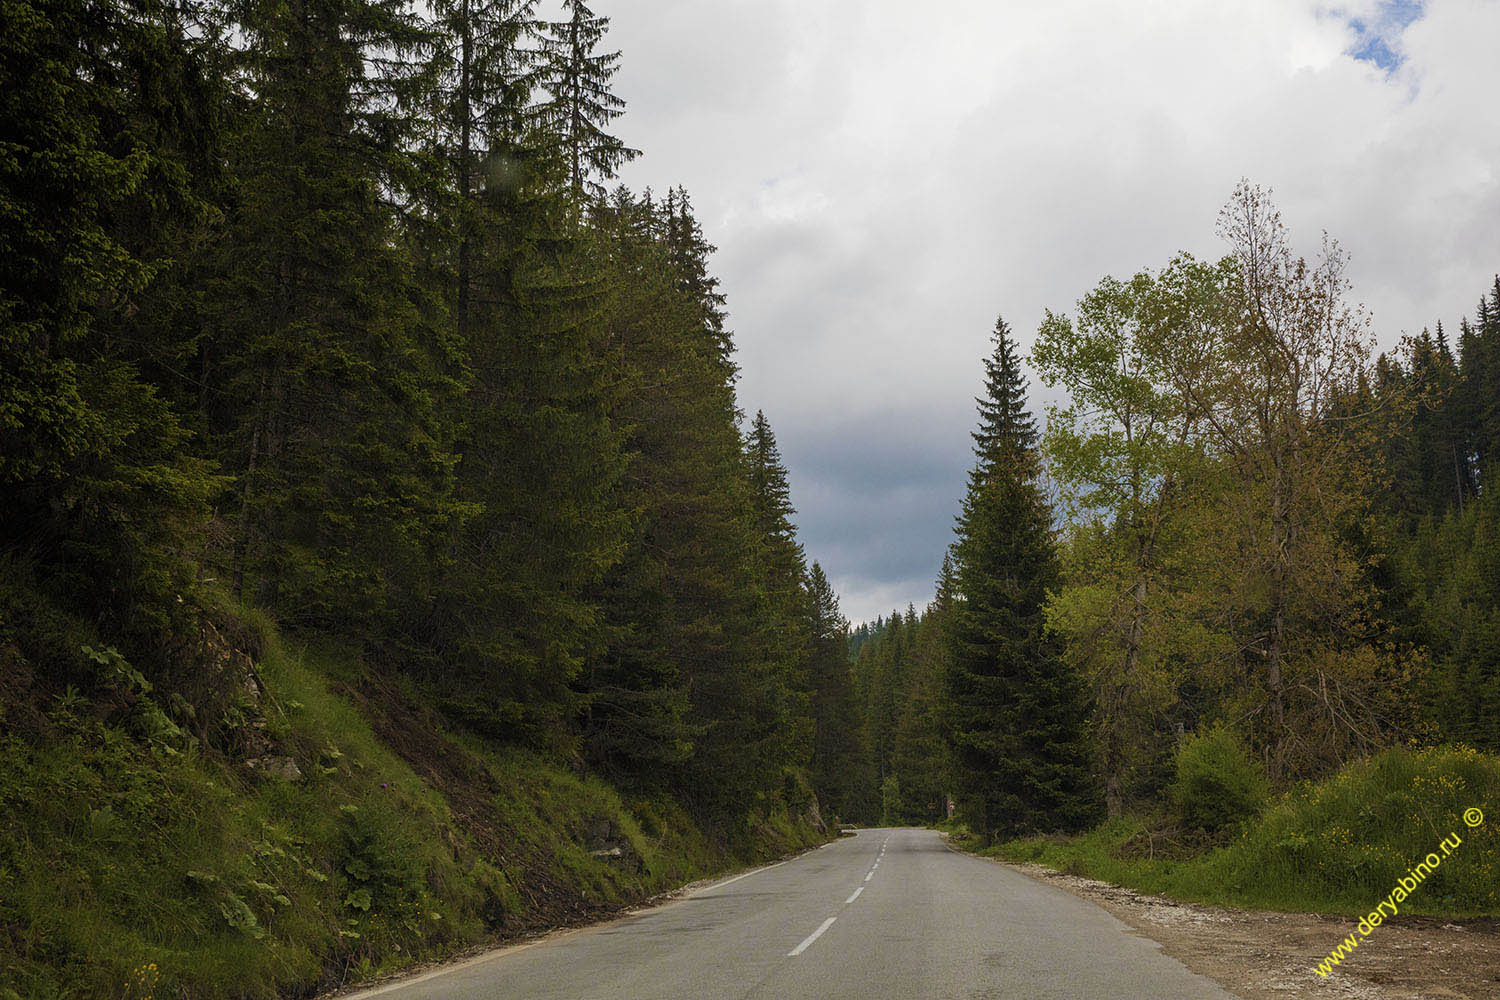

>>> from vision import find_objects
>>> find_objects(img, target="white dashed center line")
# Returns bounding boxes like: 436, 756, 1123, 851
788, 834, 891, 958
788, 917, 837, 957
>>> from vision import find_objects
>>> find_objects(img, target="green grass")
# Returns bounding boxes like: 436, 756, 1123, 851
0, 617, 828, 1000
977, 746, 1500, 918
1, 635, 482, 1000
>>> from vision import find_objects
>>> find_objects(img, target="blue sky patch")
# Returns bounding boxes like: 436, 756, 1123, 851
1344, 0, 1426, 71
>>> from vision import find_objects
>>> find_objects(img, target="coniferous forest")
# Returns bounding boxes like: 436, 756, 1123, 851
1, 1, 860, 994
5, 0, 1500, 996
0, 0, 860, 800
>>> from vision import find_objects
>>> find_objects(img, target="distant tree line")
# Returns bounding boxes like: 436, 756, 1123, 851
0, 0, 854, 824
846, 184, 1500, 840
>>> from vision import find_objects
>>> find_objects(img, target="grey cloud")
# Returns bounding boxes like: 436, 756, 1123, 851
584, 0, 1500, 622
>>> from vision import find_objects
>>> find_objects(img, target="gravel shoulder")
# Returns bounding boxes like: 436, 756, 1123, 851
974, 853, 1500, 999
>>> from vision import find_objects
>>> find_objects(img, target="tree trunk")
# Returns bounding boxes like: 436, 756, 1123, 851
456, 0, 472, 345
1267, 475, 1288, 783
1104, 769, 1123, 819
231, 370, 268, 598
1107, 575, 1149, 818
1453, 441, 1465, 514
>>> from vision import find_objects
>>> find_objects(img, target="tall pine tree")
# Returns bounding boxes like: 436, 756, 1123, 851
576, 191, 742, 793
205, 0, 461, 637
806, 561, 859, 820
430, 0, 537, 344
427, 114, 627, 746
0, 0, 219, 643
945, 317, 1099, 841
535, 0, 638, 205
743, 410, 815, 779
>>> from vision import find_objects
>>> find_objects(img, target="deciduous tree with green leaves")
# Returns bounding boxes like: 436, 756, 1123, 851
1033, 256, 1231, 815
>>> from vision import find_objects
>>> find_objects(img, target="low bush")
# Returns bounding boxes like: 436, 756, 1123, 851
1171, 725, 1269, 833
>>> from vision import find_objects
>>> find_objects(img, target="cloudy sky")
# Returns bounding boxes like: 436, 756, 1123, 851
591, 0, 1500, 625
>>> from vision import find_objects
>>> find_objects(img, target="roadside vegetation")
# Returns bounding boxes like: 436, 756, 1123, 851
0, 588, 826, 1000
966, 742, 1500, 918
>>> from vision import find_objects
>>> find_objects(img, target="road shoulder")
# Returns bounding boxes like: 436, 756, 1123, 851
952, 841, 1500, 1000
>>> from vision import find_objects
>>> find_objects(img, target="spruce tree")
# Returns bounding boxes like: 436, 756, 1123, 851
744, 410, 815, 776
428, 120, 628, 744
807, 562, 860, 819
1431, 321, 1472, 512
855, 607, 906, 811
430, 0, 537, 343
535, 0, 638, 205
944, 317, 1099, 841
1477, 281, 1500, 475
572, 191, 695, 782
0, 0, 218, 641
205, 0, 461, 636
893, 572, 955, 822
745, 411, 810, 623
577, 190, 756, 801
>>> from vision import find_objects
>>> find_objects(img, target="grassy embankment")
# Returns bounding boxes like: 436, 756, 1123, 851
0, 588, 827, 1000
958, 747, 1500, 918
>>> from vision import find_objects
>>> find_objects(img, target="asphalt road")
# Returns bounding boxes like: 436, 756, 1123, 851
347, 828, 1236, 1000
